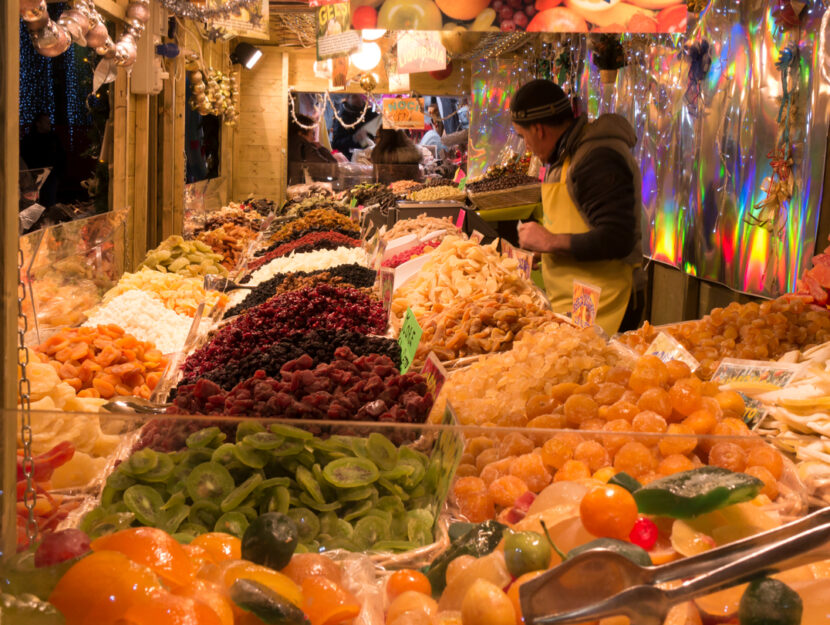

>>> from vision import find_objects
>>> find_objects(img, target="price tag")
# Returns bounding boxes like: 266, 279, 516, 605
421, 352, 448, 399
398, 307, 422, 374
380, 267, 395, 321
513, 248, 534, 280
470, 230, 485, 244
455, 208, 466, 230
538, 165, 548, 182
453, 168, 466, 184
572, 280, 602, 328
644, 332, 700, 371
349, 198, 359, 222
711, 359, 803, 428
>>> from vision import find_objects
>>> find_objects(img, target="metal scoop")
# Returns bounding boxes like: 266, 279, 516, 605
101, 396, 170, 414
203, 275, 255, 290
521, 506, 830, 625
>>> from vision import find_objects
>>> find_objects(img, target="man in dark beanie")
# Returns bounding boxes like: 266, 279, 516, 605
511, 79, 645, 334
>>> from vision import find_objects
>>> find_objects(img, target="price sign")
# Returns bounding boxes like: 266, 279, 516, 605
572, 280, 602, 328
398, 307, 422, 374
380, 267, 395, 321
538, 165, 548, 182
421, 352, 448, 399
455, 209, 466, 230
315, 0, 360, 60
644, 332, 700, 371
372, 239, 387, 272
711, 359, 803, 428
349, 197, 359, 221
453, 168, 466, 184
513, 248, 534, 280
470, 230, 485, 244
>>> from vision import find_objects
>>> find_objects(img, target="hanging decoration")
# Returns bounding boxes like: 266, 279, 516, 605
157, 0, 261, 25
20, 0, 148, 69
682, 39, 711, 115
189, 68, 240, 126
589, 34, 626, 85
772, 0, 809, 33
745, 44, 799, 234
287, 82, 380, 133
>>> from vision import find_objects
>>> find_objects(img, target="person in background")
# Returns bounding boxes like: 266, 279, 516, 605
371, 128, 423, 184
331, 94, 379, 161
421, 104, 446, 159
511, 79, 646, 335
287, 114, 339, 186
20, 112, 65, 207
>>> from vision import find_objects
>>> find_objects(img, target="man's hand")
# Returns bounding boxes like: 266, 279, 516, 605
517, 222, 570, 254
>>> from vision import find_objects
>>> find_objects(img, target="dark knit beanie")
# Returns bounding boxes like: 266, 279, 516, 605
510, 79, 572, 123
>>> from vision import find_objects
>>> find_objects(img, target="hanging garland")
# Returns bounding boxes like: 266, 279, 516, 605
190, 68, 240, 126
20, 0, 148, 67
287, 77, 381, 133
745, 43, 799, 234
158, 0, 261, 24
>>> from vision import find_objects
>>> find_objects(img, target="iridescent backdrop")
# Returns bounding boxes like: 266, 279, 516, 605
469, 2, 829, 298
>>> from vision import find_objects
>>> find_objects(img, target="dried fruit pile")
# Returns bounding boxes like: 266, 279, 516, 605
267, 209, 358, 247
409, 186, 466, 202
278, 194, 347, 218
382, 240, 441, 269
247, 231, 362, 273
383, 214, 463, 242
197, 223, 257, 271
172, 348, 433, 424
176, 329, 400, 392
138, 235, 227, 277
35, 324, 167, 400
619, 297, 830, 378
187, 202, 264, 237
225, 264, 376, 319
182, 285, 386, 378
466, 172, 538, 193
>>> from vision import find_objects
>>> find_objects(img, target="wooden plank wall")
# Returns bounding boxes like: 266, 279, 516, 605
232, 48, 288, 202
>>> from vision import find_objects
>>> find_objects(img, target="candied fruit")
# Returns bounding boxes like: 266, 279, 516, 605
744, 465, 779, 499
539, 438, 573, 471
613, 442, 657, 478
746, 444, 784, 480
499, 433, 535, 458
707, 442, 747, 472
509, 454, 552, 492
595, 383, 626, 406
573, 440, 611, 472
563, 394, 599, 427
637, 388, 673, 419
604, 401, 639, 422
682, 409, 718, 435
488, 475, 530, 508
657, 424, 698, 456
669, 380, 703, 417
658, 454, 696, 476
554, 460, 591, 482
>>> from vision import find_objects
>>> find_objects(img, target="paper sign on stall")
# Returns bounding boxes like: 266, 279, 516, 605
470, 230, 485, 244
315, 0, 360, 61
349, 198, 360, 222
382, 97, 425, 130
397, 31, 446, 74
421, 352, 448, 399
398, 307, 422, 374
380, 267, 395, 321
500, 240, 533, 280
455, 209, 466, 230
711, 358, 804, 428
644, 332, 700, 371
572, 280, 602, 328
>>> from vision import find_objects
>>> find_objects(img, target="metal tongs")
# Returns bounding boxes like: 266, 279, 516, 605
521, 507, 830, 625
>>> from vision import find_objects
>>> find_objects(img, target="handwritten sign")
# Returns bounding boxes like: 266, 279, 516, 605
455, 209, 466, 230
382, 97, 425, 130
470, 230, 485, 244
397, 31, 446, 74
499, 240, 532, 279
644, 332, 700, 371
538, 165, 548, 182
315, 0, 360, 60
572, 280, 602, 328
453, 168, 466, 184
349, 197, 359, 221
421, 352, 448, 399
711, 359, 803, 428
380, 267, 395, 322
398, 307, 422, 374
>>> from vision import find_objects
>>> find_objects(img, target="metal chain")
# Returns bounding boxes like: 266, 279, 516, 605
17, 241, 37, 544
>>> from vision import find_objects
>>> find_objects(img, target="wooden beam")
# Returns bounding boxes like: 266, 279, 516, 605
173, 62, 186, 236
1, 0, 19, 559
132, 94, 150, 268
148, 94, 159, 249
160, 60, 176, 239
93, 0, 127, 20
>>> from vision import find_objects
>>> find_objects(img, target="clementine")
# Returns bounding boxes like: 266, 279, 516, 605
436, 0, 490, 22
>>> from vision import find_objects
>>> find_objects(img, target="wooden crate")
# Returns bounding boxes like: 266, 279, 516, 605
467, 184, 542, 211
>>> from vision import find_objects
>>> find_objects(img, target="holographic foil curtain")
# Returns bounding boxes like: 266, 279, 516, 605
580, 2, 829, 297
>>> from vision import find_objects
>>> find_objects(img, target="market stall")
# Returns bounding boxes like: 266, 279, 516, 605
5, 0, 830, 623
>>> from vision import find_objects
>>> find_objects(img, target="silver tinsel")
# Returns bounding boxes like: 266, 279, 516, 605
158, 0, 260, 22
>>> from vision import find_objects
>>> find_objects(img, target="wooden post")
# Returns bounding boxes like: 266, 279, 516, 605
173, 59, 186, 236
132, 94, 150, 267
1, 0, 20, 559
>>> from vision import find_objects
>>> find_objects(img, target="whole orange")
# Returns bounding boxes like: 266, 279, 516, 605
436, 0, 490, 22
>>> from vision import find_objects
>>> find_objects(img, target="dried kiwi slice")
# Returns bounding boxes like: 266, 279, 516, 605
296, 466, 325, 505
157, 502, 190, 535
323, 457, 379, 489
189, 499, 221, 528
186, 426, 225, 449
244, 432, 284, 450
140, 453, 175, 483
269, 423, 313, 440
221, 473, 263, 513
372, 540, 418, 552
178, 522, 208, 536
350, 437, 370, 459
378, 477, 409, 501
343, 500, 373, 522
215, 511, 249, 538
381, 466, 410, 482
367, 433, 398, 471
125, 449, 159, 476
353, 516, 389, 550
211, 443, 237, 465
399, 447, 427, 489
123, 484, 164, 526
261, 486, 291, 515
233, 442, 269, 469
286, 507, 320, 543
236, 421, 265, 441
105, 469, 136, 491
377, 495, 405, 513
271, 439, 306, 458
339, 485, 377, 503
299, 492, 341, 512
186, 462, 235, 504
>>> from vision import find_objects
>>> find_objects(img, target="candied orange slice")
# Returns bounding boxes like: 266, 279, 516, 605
120, 589, 223, 625
91, 527, 197, 589
301, 576, 360, 625
49, 550, 162, 625
201, 560, 302, 609
190, 533, 241, 563
173, 579, 234, 625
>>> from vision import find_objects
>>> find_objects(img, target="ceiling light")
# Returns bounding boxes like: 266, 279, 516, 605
350, 41, 381, 72
231, 42, 263, 69
361, 29, 386, 41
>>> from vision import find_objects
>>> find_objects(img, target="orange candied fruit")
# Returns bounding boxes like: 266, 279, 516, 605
563, 394, 599, 427
553, 460, 591, 483
302, 576, 361, 625
613, 441, 657, 479
488, 475, 530, 508
509, 453, 552, 492
658, 454, 696, 476
573, 440, 610, 472
637, 388, 673, 419
539, 437, 574, 471
707, 441, 747, 473
657, 423, 698, 457
190, 532, 241, 563
746, 444, 784, 480
453, 476, 495, 522
744, 465, 779, 500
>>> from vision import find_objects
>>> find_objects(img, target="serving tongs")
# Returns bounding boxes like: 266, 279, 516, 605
203, 275, 255, 291
520, 506, 830, 625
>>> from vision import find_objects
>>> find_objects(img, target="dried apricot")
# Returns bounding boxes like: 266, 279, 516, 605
594, 383, 626, 406
526, 414, 565, 430
682, 409, 718, 435
525, 394, 557, 419
746, 444, 784, 479
539, 438, 573, 471
476, 448, 501, 472
573, 441, 610, 472
550, 382, 580, 403
553, 460, 591, 483
466, 436, 495, 458
604, 400, 639, 422
658, 424, 697, 456
499, 433, 535, 458
564, 395, 599, 428
637, 388, 672, 419
601, 419, 635, 456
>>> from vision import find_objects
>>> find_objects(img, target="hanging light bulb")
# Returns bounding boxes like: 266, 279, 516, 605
350, 41, 382, 72
362, 29, 386, 41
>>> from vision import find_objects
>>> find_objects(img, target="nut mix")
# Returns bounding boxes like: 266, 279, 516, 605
408, 185, 466, 202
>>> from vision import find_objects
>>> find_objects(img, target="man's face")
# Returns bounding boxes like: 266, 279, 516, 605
513, 122, 546, 159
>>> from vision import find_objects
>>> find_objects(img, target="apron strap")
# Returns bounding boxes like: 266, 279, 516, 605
559, 157, 569, 184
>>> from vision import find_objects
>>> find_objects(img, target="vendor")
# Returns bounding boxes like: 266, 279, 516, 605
331, 94, 379, 161
287, 114, 339, 186
370, 128, 423, 184
511, 79, 645, 334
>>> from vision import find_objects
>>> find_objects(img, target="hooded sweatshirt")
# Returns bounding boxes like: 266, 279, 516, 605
544, 114, 642, 265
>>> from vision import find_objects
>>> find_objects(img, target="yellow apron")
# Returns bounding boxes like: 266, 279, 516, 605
540, 158, 633, 335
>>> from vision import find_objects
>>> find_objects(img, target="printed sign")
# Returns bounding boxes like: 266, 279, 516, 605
397, 31, 447, 74
572, 280, 602, 328
316, 0, 360, 61
208, 0, 268, 39
398, 307, 423, 374
421, 352, 448, 399
380, 267, 395, 321
455, 208, 466, 230
382, 97, 425, 130
470, 230, 485, 244
538, 165, 548, 182
711, 359, 803, 428
348, 2, 687, 34
644, 332, 700, 371
453, 168, 466, 184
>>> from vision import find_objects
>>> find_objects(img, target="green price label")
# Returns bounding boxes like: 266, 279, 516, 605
398, 307, 422, 374
350, 197, 358, 208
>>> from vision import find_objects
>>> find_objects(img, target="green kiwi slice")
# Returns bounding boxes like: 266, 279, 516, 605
123, 484, 164, 525
322, 457, 379, 488
185, 462, 235, 503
